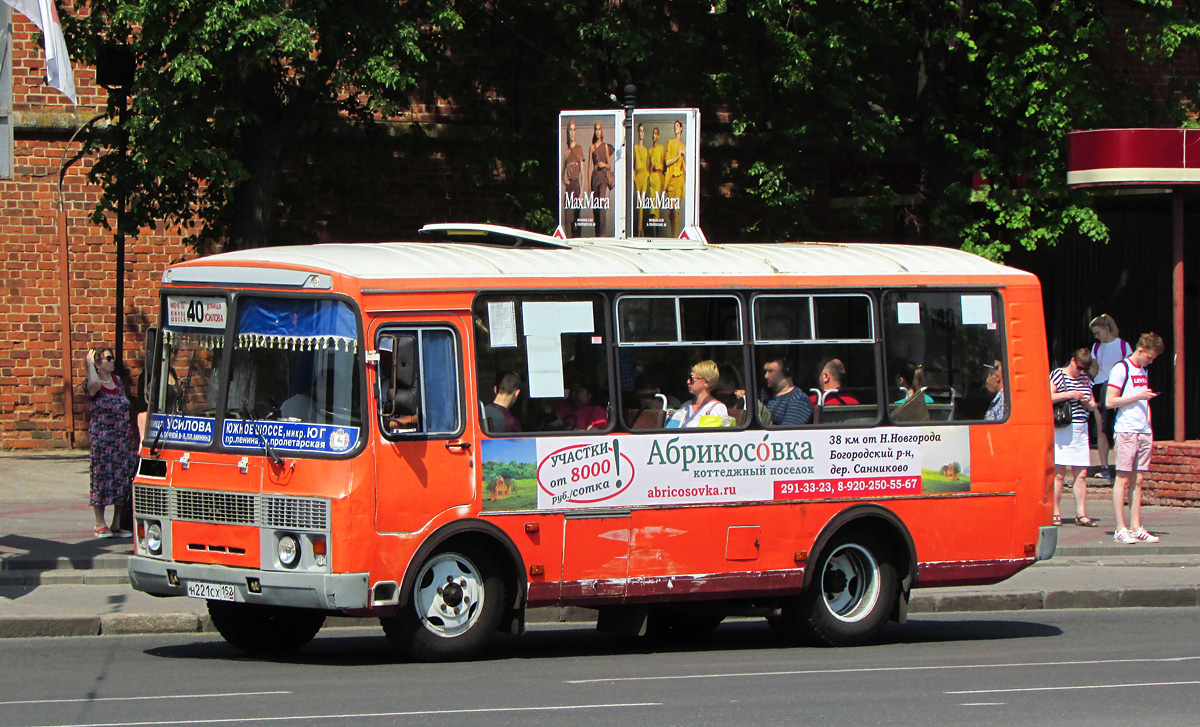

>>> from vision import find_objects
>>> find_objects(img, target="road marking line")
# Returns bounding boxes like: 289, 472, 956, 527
24, 702, 662, 727
949, 680, 1200, 695
565, 656, 1200, 683
0, 691, 291, 707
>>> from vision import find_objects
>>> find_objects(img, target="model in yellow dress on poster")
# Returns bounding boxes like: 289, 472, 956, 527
634, 123, 649, 236
647, 126, 666, 235
665, 120, 686, 239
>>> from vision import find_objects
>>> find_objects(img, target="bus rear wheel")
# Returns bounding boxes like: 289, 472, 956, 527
207, 601, 326, 655
382, 546, 505, 662
773, 533, 897, 647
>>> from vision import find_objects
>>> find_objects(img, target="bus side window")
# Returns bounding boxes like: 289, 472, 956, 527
377, 328, 462, 437
881, 290, 1006, 424
473, 295, 611, 435
616, 294, 747, 431
751, 294, 879, 428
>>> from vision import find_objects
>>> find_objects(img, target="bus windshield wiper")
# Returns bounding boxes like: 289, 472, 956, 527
148, 414, 167, 458
240, 398, 285, 468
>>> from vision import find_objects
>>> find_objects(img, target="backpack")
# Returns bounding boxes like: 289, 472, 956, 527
1092, 338, 1130, 363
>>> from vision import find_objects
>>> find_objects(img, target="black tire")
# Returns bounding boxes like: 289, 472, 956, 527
381, 545, 505, 662
207, 601, 326, 655
773, 532, 898, 647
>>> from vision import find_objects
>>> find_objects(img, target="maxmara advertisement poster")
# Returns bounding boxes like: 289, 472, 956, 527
557, 108, 701, 240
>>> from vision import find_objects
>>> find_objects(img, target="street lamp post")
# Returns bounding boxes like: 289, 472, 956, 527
96, 45, 135, 372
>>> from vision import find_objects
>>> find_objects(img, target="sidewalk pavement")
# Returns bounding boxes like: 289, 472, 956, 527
1, 452, 1198, 639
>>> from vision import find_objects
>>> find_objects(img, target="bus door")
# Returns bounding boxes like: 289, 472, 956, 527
372, 318, 475, 534
560, 509, 630, 599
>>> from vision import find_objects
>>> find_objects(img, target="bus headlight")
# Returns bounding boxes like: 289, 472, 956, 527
277, 534, 300, 568
145, 522, 162, 556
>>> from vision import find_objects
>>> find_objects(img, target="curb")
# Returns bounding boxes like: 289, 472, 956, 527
0, 590, 1197, 640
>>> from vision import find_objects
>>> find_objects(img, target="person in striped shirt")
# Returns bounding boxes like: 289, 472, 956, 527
1050, 349, 1098, 527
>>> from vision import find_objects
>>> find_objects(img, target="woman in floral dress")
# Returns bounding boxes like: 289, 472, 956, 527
84, 347, 136, 538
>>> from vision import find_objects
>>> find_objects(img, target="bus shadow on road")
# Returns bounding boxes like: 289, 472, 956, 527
143, 614, 1063, 667
877, 615, 1063, 646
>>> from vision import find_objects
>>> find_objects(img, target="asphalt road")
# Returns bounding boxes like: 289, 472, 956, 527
3, 609, 1200, 727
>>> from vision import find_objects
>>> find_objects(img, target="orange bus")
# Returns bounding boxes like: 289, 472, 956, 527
129, 224, 1056, 660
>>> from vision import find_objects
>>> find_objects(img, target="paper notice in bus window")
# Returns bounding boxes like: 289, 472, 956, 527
526, 335, 566, 399
522, 301, 594, 334
961, 295, 993, 325
488, 301, 517, 348
896, 302, 920, 324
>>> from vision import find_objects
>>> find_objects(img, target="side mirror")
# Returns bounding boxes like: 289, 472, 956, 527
143, 327, 158, 408
377, 334, 417, 418
379, 334, 416, 390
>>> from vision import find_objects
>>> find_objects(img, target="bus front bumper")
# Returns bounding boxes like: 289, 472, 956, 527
128, 556, 370, 611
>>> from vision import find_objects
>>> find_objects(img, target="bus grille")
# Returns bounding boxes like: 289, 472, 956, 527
175, 490, 258, 525
134, 485, 169, 517
134, 486, 329, 531
263, 496, 329, 531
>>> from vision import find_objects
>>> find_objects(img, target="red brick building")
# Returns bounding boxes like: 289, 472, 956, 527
2, 4, 191, 450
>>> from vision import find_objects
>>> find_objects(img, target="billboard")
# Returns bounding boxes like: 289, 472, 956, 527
556, 108, 701, 240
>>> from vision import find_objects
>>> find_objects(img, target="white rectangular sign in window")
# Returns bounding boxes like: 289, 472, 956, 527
166, 296, 228, 330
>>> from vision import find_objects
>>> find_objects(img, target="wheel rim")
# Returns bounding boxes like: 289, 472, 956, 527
413, 552, 485, 638
820, 543, 881, 623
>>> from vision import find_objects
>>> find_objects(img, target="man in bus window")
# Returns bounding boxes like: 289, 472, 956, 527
810, 359, 859, 407
484, 371, 522, 433
761, 357, 812, 425
984, 360, 1005, 421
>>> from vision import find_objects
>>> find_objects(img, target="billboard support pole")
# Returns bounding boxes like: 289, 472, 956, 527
623, 84, 636, 240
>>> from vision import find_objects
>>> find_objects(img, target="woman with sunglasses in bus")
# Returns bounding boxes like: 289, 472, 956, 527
668, 360, 730, 428
84, 347, 137, 538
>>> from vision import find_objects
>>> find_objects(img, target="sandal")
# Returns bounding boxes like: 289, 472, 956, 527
93, 526, 113, 539
1075, 516, 1099, 528
1052, 515, 1061, 526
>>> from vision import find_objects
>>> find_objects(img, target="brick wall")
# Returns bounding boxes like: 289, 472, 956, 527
1146, 442, 1200, 507
2, 10, 192, 450
3, 12, 518, 451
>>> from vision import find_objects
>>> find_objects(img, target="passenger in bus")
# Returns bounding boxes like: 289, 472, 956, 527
484, 371, 523, 433
894, 363, 933, 403
760, 357, 812, 426
984, 360, 1005, 421
634, 374, 678, 410
668, 360, 729, 428
385, 413, 419, 434
279, 388, 315, 422
550, 379, 608, 431
810, 358, 859, 406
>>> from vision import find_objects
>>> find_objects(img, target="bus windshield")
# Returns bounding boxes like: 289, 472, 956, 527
148, 295, 362, 455
225, 297, 361, 439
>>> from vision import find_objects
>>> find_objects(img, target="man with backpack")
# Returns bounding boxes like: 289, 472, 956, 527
1108, 332, 1164, 544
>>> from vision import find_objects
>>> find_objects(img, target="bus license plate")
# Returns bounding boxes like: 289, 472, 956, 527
186, 581, 236, 602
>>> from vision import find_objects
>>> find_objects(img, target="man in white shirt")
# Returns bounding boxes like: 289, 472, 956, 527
1107, 332, 1164, 544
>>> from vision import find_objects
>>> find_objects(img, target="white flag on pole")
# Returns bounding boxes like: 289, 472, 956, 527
3, 0, 77, 105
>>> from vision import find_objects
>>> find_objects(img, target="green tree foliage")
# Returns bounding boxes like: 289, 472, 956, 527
64, 0, 460, 250
64, 0, 1199, 259
444, 0, 1199, 259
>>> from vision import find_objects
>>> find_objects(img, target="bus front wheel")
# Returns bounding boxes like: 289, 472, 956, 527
773, 533, 897, 647
382, 546, 505, 662
207, 601, 325, 655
